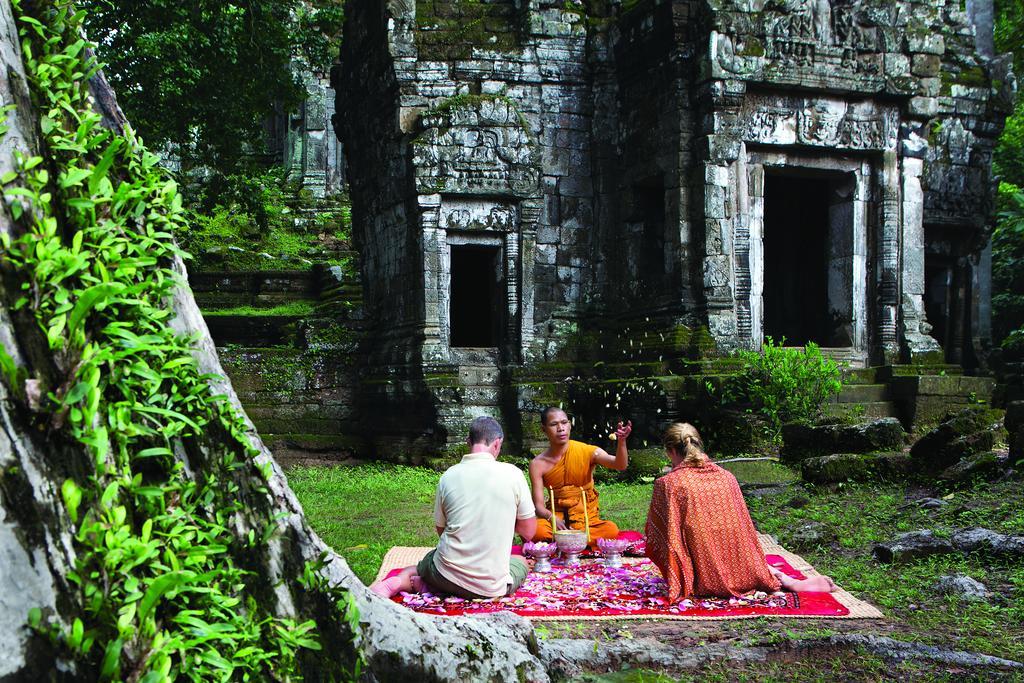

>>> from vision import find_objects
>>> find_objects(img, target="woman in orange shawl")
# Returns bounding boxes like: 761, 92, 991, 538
645, 423, 835, 601
529, 407, 632, 548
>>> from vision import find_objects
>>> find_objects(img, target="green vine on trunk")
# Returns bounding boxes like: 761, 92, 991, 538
0, 1, 358, 680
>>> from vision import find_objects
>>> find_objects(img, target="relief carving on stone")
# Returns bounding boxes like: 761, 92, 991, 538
414, 98, 539, 196
714, 0, 880, 75
440, 201, 517, 232
741, 95, 897, 150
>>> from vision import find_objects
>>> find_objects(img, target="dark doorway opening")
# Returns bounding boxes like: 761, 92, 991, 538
764, 173, 830, 345
925, 226, 968, 364
925, 260, 952, 352
450, 244, 502, 347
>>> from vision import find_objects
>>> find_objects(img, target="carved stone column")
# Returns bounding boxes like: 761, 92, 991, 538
877, 151, 901, 363
519, 201, 540, 361
419, 193, 446, 363
899, 155, 942, 361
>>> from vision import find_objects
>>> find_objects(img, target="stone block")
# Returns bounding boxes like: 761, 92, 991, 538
873, 530, 954, 563
1002, 400, 1024, 431
938, 451, 1002, 484
933, 574, 991, 602
781, 418, 905, 462
702, 135, 741, 163
910, 407, 1001, 471
801, 452, 912, 484
908, 96, 939, 117
951, 528, 1024, 556
537, 244, 557, 265
906, 32, 944, 54
911, 54, 941, 77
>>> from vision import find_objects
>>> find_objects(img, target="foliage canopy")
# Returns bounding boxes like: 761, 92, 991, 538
79, 0, 344, 174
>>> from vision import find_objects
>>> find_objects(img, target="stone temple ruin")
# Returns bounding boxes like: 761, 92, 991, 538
326, 0, 1013, 459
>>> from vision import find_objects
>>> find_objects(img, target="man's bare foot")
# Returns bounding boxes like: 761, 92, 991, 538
410, 574, 427, 593
369, 575, 404, 598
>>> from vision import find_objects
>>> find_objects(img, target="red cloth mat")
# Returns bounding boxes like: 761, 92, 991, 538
385, 550, 850, 619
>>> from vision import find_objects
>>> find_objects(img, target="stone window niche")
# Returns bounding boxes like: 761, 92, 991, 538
449, 243, 503, 348
745, 155, 869, 356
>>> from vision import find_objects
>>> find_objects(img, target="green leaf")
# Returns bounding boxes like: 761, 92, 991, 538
64, 380, 90, 404
61, 479, 82, 523
68, 282, 125, 337
138, 570, 195, 623
100, 481, 119, 508
99, 637, 122, 680
68, 617, 84, 650
59, 166, 91, 188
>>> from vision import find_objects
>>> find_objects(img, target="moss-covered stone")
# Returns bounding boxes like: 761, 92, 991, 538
801, 452, 912, 484
938, 451, 1002, 485
415, 0, 521, 61
781, 418, 906, 463
910, 407, 1003, 472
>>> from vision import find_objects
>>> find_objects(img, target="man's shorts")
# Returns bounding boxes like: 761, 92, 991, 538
416, 549, 528, 600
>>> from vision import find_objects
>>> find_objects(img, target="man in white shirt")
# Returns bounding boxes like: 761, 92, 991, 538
370, 416, 537, 599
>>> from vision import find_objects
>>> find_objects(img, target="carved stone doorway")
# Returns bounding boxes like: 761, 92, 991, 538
759, 167, 859, 348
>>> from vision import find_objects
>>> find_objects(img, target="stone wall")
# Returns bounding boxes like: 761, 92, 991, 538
191, 267, 365, 461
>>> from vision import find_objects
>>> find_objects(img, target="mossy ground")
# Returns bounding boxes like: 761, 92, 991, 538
288, 463, 1024, 676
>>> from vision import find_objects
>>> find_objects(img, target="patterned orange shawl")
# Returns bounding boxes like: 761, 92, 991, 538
644, 462, 781, 601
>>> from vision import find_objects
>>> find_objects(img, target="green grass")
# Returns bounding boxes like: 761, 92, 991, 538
202, 301, 316, 317
288, 463, 1024, 664
285, 464, 440, 584
720, 459, 799, 484
747, 480, 1024, 661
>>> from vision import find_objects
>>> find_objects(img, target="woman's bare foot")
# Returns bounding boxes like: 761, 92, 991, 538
769, 567, 837, 593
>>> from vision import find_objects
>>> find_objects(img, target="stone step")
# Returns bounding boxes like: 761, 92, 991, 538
841, 366, 881, 385
888, 374, 995, 399
784, 347, 868, 368
832, 383, 889, 403
824, 401, 900, 420
205, 314, 304, 347
877, 364, 964, 380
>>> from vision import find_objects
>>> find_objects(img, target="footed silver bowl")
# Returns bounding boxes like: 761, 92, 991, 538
596, 537, 630, 568
553, 530, 588, 567
522, 541, 556, 573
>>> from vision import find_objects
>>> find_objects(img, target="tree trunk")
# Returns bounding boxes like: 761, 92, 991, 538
0, 2, 549, 680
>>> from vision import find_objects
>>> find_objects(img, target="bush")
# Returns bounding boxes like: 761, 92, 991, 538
993, 184, 1024, 356
727, 338, 843, 439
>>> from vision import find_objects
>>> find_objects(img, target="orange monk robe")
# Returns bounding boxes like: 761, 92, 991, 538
534, 440, 619, 547
644, 462, 781, 601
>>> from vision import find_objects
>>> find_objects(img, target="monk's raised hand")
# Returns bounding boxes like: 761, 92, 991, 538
614, 420, 633, 441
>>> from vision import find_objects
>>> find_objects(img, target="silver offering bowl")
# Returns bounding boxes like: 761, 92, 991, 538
523, 541, 556, 573
553, 530, 588, 567
596, 537, 630, 568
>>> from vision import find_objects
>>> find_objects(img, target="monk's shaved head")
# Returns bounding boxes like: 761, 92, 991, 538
540, 406, 566, 425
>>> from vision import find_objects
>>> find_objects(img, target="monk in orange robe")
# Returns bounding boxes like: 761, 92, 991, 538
529, 407, 631, 547
646, 423, 836, 601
